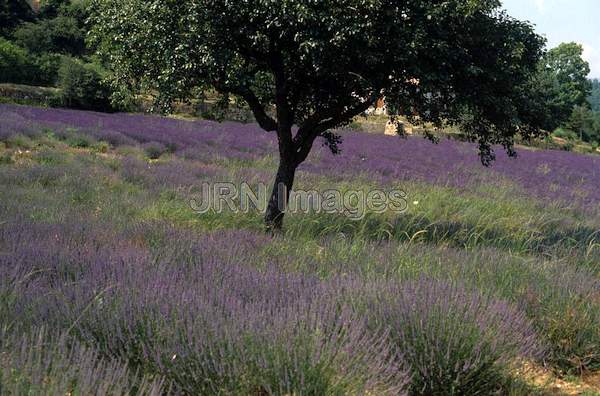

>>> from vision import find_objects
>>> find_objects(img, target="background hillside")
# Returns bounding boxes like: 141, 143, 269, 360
1, 0, 600, 154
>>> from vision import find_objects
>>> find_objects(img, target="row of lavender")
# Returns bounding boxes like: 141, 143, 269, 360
0, 328, 167, 395
2, 104, 599, 208
1, 103, 599, 393
1, 218, 540, 395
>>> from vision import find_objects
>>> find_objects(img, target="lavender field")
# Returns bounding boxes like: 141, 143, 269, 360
1, 103, 600, 395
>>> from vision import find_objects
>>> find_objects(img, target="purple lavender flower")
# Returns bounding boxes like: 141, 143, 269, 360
0, 327, 167, 395
365, 278, 543, 395
0, 220, 409, 395
2, 103, 598, 208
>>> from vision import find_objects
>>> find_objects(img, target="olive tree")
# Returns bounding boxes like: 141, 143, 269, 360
90, 0, 549, 230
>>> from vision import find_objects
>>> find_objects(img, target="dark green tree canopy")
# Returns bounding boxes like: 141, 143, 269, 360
12, 0, 91, 56
90, 0, 550, 228
0, 0, 34, 37
536, 42, 592, 125
14, 15, 86, 55
589, 79, 600, 113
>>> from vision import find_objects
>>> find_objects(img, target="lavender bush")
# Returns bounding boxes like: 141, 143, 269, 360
142, 141, 168, 160
266, 236, 600, 374
0, 216, 549, 394
2, 103, 599, 208
0, 110, 40, 142
365, 278, 543, 395
0, 221, 410, 395
0, 104, 275, 161
0, 327, 167, 395
3, 103, 600, 392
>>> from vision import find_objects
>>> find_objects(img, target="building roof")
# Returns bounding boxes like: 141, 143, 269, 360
25, 0, 40, 13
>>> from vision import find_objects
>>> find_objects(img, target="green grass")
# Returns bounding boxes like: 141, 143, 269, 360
1, 130, 600, 393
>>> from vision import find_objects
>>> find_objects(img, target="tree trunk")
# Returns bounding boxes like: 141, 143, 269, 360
265, 155, 296, 231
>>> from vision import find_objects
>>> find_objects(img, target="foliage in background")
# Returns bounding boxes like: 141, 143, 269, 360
565, 105, 600, 144
0, 38, 38, 85
536, 43, 591, 125
0, 0, 109, 106
533, 43, 600, 146
12, 0, 90, 57
590, 79, 600, 112
39, 0, 89, 19
0, 0, 34, 37
56, 56, 113, 111
13, 15, 86, 56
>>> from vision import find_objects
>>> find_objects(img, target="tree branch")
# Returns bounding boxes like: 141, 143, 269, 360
292, 92, 380, 163
228, 87, 277, 132
313, 93, 379, 134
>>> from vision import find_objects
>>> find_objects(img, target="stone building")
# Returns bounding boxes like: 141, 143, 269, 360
366, 97, 388, 116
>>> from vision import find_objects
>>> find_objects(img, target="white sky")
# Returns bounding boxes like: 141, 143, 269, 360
502, 0, 600, 79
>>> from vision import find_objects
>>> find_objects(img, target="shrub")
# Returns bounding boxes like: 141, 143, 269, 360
38, 0, 71, 19
0, 327, 166, 395
6, 134, 34, 149
67, 133, 93, 148
0, 38, 39, 85
39, 0, 89, 22
143, 142, 167, 160
0, 111, 40, 142
54, 127, 96, 148
562, 141, 575, 151
0, 0, 34, 36
56, 57, 113, 111
165, 142, 178, 153
50, 15, 86, 56
540, 299, 600, 373
366, 278, 542, 395
1, 225, 410, 396
0, 153, 13, 165
33, 53, 62, 86
92, 141, 111, 153
515, 266, 600, 374
33, 149, 66, 165
13, 16, 86, 56
553, 128, 578, 142
73, 263, 408, 395
12, 21, 53, 55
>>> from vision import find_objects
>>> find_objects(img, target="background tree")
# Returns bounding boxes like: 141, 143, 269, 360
589, 79, 600, 113
13, 16, 86, 56
56, 56, 112, 111
537, 43, 592, 125
0, 0, 34, 37
1, 0, 109, 94
566, 105, 598, 142
37, 0, 72, 18
13, 0, 90, 57
90, 0, 550, 230
0, 37, 40, 84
